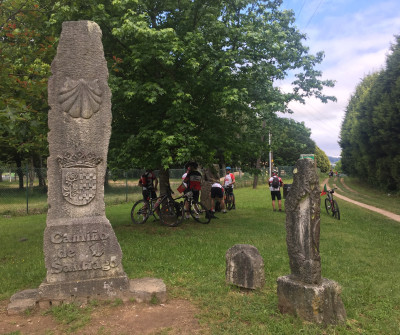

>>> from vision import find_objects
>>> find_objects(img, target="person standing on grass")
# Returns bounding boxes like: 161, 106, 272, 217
138, 168, 158, 201
138, 169, 159, 214
183, 162, 202, 219
224, 166, 236, 209
268, 170, 283, 212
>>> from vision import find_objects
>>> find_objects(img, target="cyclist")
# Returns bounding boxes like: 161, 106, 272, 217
268, 170, 283, 212
138, 169, 159, 212
211, 181, 226, 215
224, 166, 236, 209
183, 162, 202, 219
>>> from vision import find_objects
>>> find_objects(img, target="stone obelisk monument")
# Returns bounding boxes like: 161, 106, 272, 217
277, 158, 346, 325
38, 21, 129, 301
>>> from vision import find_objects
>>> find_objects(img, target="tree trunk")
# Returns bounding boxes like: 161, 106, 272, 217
252, 158, 261, 189
158, 167, 170, 195
29, 157, 35, 188
0, 169, 3, 182
33, 155, 47, 189
15, 155, 24, 189
200, 164, 220, 210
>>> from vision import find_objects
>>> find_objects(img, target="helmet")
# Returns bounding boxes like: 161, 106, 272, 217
226, 166, 231, 170
185, 161, 198, 169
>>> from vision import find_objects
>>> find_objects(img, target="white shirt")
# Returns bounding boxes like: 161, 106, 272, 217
224, 173, 234, 188
182, 172, 187, 187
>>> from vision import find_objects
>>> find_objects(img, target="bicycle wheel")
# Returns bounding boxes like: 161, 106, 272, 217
225, 194, 232, 210
324, 198, 331, 215
159, 198, 184, 227
190, 202, 211, 224
131, 199, 149, 224
332, 200, 340, 220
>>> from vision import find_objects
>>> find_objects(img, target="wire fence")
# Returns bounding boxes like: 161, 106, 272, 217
0, 166, 294, 217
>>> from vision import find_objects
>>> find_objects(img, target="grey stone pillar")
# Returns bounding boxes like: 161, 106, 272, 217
277, 158, 346, 324
39, 21, 129, 301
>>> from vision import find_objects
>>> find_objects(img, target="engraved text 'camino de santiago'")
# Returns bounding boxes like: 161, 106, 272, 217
58, 152, 102, 206
58, 78, 102, 119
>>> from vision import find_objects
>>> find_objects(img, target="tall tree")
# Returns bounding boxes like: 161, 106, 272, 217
30, 0, 335, 184
340, 35, 400, 191
104, 0, 335, 172
0, 0, 56, 187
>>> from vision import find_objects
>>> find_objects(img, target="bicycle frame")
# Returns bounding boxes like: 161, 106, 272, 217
223, 185, 235, 210
131, 185, 184, 226
177, 190, 211, 224
322, 187, 340, 220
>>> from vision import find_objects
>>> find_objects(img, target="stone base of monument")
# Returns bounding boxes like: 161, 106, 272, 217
38, 275, 130, 301
277, 275, 346, 325
129, 277, 167, 303
7, 278, 167, 315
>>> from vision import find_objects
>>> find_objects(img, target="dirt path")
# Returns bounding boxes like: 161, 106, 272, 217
0, 299, 205, 335
321, 178, 400, 223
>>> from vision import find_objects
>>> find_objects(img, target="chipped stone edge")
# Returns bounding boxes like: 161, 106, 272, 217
7, 277, 167, 315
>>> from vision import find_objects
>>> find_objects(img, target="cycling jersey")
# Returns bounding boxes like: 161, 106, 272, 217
140, 171, 157, 190
184, 170, 202, 191
224, 173, 235, 188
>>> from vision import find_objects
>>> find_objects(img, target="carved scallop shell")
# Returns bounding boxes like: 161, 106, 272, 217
58, 78, 102, 119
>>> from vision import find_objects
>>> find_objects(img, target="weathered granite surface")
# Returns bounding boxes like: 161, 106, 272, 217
285, 158, 321, 285
278, 158, 346, 324
40, 20, 128, 299
277, 276, 346, 325
226, 244, 265, 289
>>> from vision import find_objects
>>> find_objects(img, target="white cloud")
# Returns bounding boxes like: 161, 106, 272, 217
277, 0, 400, 157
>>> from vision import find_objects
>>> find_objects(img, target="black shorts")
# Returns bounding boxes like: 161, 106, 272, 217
184, 189, 200, 203
271, 190, 281, 201
142, 189, 156, 201
211, 187, 224, 199
224, 186, 233, 195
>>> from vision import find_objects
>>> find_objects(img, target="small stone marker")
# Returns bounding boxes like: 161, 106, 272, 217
226, 244, 265, 289
277, 158, 346, 324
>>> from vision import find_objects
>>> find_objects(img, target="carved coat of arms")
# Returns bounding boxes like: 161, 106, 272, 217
57, 152, 102, 206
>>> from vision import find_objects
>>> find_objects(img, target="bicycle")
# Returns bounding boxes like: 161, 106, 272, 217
224, 185, 235, 210
131, 186, 184, 227
177, 190, 212, 224
321, 187, 340, 220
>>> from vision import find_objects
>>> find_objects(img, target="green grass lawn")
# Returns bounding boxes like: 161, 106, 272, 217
1, 181, 400, 334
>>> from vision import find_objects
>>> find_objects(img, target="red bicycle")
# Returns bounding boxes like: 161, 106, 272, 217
321, 186, 340, 220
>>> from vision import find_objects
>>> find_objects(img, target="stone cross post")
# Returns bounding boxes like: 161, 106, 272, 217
277, 158, 346, 324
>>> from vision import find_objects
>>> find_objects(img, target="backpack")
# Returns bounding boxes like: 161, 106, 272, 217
141, 172, 153, 189
271, 176, 280, 188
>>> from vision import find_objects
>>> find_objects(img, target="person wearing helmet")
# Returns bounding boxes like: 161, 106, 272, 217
224, 166, 236, 209
268, 170, 283, 212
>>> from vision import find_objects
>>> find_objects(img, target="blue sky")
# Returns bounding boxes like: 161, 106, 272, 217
277, 0, 400, 157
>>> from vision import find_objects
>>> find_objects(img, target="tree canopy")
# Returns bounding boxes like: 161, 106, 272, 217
0, 0, 57, 186
1, 0, 336, 176
60, 0, 335, 171
340, 35, 400, 191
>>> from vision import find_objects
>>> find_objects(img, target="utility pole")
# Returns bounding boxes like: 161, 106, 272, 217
269, 131, 272, 176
